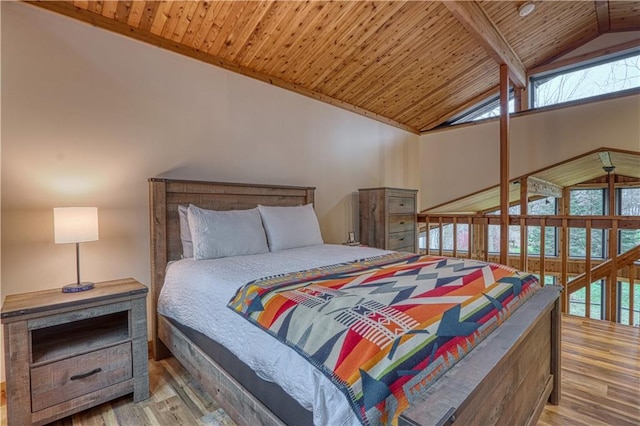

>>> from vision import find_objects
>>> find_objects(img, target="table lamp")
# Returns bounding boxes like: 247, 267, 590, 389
54, 207, 99, 293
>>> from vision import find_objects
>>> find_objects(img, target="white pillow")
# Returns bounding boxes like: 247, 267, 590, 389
178, 205, 193, 258
187, 205, 269, 260
258, 204, 323, 251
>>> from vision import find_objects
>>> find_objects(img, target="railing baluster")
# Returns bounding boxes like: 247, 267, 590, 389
561, 218, 568, 313
585, 219, 592, 319
425, 216, 430, 256
540, 218, 546, 286
415, 212, 639, 322
467, 217, 472, 259
453, 217, 458, 258
630, 264, 636, 326
520, 216, 527, 272
483, 218, 488, 262
438, 217, 443, 257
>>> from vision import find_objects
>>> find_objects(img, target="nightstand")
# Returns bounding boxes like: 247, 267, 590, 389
1, 278, 149, 426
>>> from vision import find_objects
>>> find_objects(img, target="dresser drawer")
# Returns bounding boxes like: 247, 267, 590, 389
389, 215, 415, 233
388, 197, 415, 214
388, 230, 415, 250
30, 342, 132, 412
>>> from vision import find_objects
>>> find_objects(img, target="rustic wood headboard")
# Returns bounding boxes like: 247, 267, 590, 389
148, 178, 315, 357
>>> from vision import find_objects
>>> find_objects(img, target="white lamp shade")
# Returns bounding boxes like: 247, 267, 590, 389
54, 207, 99, 244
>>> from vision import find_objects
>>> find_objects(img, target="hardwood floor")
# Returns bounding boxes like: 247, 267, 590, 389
538, 315, 640, 426
1, 315, 638, 425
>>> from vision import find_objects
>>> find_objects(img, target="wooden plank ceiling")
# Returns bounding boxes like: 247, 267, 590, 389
30, 1, 640, 134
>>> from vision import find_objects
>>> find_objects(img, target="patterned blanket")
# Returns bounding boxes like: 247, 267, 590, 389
228, 253, 540, 425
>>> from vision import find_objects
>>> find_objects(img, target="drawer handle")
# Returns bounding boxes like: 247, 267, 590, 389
70, 368, 102, 381
399, 203, 405, 207
399, 238, 405, 241
400, 221, 405, 225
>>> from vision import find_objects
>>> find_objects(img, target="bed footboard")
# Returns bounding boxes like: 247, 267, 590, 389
399, 285, 561, 426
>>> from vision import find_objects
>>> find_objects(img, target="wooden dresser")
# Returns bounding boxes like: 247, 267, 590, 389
1, 278, 149, 426
359, 187, 418, 253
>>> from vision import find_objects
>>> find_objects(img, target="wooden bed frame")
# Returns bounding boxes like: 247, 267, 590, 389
149, 177, 561, 426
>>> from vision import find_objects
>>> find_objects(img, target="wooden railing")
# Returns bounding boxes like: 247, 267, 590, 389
568, 245, 640, 292
418, 213, 640, 325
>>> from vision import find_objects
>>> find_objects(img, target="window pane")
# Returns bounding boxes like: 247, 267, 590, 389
634, 283, 640, 327
528, 226, 557, 256
569, 287, 586, 317
429, 227, 440, 250
427, 224, 470, 252
533, 53, 640, 108
620, 188, 640, 215
455, 224, 470, 251
532, 274, 557, 285
570, 189, 604, 215
487, 225, 520, 254
619, 188, 640, 254
450, 95, 515, 125
619, 281, 630, 325
569, 189, 605, 258
569, 228, 605, 258
590, 281, 603, 320
620, 230, 640, 253
528, 197, 556, 215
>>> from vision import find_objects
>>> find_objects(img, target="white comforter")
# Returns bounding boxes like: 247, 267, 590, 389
158, 244, 391, 426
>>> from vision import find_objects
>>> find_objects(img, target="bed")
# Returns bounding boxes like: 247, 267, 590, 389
149, 178, 561, 426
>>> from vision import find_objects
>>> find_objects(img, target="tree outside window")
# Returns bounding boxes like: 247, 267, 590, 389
569, 189, 605, 258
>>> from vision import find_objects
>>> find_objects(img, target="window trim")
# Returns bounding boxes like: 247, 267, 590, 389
530, 49, 640, 109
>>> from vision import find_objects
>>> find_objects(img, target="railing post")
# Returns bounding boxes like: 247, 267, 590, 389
560, 187, 570, 313
607, 218, 619, 322
607, 171, 617, 323
520, 180, 528, 272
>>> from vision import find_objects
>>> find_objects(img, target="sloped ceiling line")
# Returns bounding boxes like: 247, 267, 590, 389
25, 1, 640, 133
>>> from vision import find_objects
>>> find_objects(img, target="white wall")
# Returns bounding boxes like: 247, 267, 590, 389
420, 93, 640, 209
0, 3, 419, 381
555, 31, 640, 61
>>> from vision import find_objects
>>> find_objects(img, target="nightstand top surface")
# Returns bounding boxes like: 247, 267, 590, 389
1, 278, 147, 321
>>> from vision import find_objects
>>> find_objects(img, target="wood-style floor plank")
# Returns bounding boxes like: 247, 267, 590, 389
1, 315, 638, 425
538, 315, 640, 426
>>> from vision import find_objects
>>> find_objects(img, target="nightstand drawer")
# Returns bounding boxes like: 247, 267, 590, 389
30, 342, 132, 412
388, 197, 415, 214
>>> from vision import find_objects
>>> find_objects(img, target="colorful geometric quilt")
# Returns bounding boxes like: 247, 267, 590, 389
228, 253, 540, 425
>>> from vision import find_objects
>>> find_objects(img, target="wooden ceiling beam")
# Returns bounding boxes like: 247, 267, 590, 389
527, 176, 563, 199
442, 1, 527, 88
595, 1, 611, 33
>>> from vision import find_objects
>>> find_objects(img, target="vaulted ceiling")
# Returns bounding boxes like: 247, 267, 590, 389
31, 1, 640, 134
423, 149, 640, 214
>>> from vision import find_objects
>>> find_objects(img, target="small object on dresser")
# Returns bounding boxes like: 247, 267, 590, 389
1, 278, 150, 425
346, 231, 356, 243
